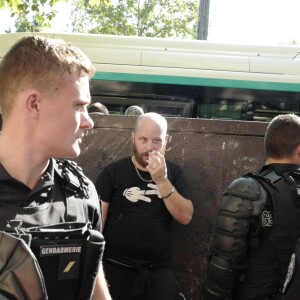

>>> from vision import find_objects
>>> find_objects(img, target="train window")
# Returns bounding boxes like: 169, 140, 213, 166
91, 80, 300, 121
197, 100, 244, 120
91, 95, 194, 118
197, 98, 300, 121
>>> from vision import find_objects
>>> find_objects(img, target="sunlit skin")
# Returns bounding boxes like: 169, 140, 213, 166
0, 72, 95, 189
132, 139, 165, 168
131, 119, 167, 170
35, 73, 94, 159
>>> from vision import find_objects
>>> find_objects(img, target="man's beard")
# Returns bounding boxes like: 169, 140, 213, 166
133, 143, 148, 168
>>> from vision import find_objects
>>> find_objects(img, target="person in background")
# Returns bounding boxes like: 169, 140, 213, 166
201, 113, 300, 300
88, 102, 109, 115
124, 105, 144, 116
0, 35, 111, 300
95, 112, 194, 300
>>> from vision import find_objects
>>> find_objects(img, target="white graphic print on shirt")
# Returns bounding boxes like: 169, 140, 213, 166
123, 183, 162, 203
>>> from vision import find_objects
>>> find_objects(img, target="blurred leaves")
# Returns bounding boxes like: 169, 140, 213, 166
74, 0, 198, 38
3, 0, 65, 31
2, 0, 198, 39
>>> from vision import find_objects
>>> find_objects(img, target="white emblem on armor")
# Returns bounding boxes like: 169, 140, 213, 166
282, 253, 296, 293
262, 211, 273, 227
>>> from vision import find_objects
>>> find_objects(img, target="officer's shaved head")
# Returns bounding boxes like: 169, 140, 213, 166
265, 114, 300, 159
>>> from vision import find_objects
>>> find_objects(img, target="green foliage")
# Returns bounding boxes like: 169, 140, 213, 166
0, 0, 21, 10
2, 0, 198, 38
2, 0, 112, 32
3, 0, 65, 32
74, 0, 198, 39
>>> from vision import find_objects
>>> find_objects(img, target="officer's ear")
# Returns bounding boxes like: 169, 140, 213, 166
26, 90, 41, 119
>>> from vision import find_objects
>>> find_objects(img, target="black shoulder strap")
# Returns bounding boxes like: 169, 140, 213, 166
54, 159, 89, 223
253, 166, 300, 197
248, 166, 286, 196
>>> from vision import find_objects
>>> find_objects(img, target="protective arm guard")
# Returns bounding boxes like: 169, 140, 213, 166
201, 176, 267, 300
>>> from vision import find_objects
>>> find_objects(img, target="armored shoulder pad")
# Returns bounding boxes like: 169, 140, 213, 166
225, 177, 262, 200
221, 176, 267, 217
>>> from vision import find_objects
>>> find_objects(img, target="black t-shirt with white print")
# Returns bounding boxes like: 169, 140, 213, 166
95, 156, 190, 264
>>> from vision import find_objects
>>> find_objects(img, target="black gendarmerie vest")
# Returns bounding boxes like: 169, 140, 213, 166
1, 159, 105, 300
235, 164, 300, 299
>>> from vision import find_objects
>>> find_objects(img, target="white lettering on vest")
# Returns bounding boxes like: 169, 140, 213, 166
40, 245, 82, 256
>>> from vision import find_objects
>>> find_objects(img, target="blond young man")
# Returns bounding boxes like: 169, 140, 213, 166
0, 36, 111, 300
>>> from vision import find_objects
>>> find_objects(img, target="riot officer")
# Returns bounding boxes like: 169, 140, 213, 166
201, 113, 300, 299
0, 35, 111, 299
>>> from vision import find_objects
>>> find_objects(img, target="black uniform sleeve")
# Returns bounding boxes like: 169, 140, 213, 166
201, 176, 267, 300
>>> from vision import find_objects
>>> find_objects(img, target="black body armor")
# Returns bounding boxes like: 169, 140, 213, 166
0, 159, 105, 300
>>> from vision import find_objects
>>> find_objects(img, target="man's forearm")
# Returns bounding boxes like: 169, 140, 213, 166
92, 263, 111, 300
